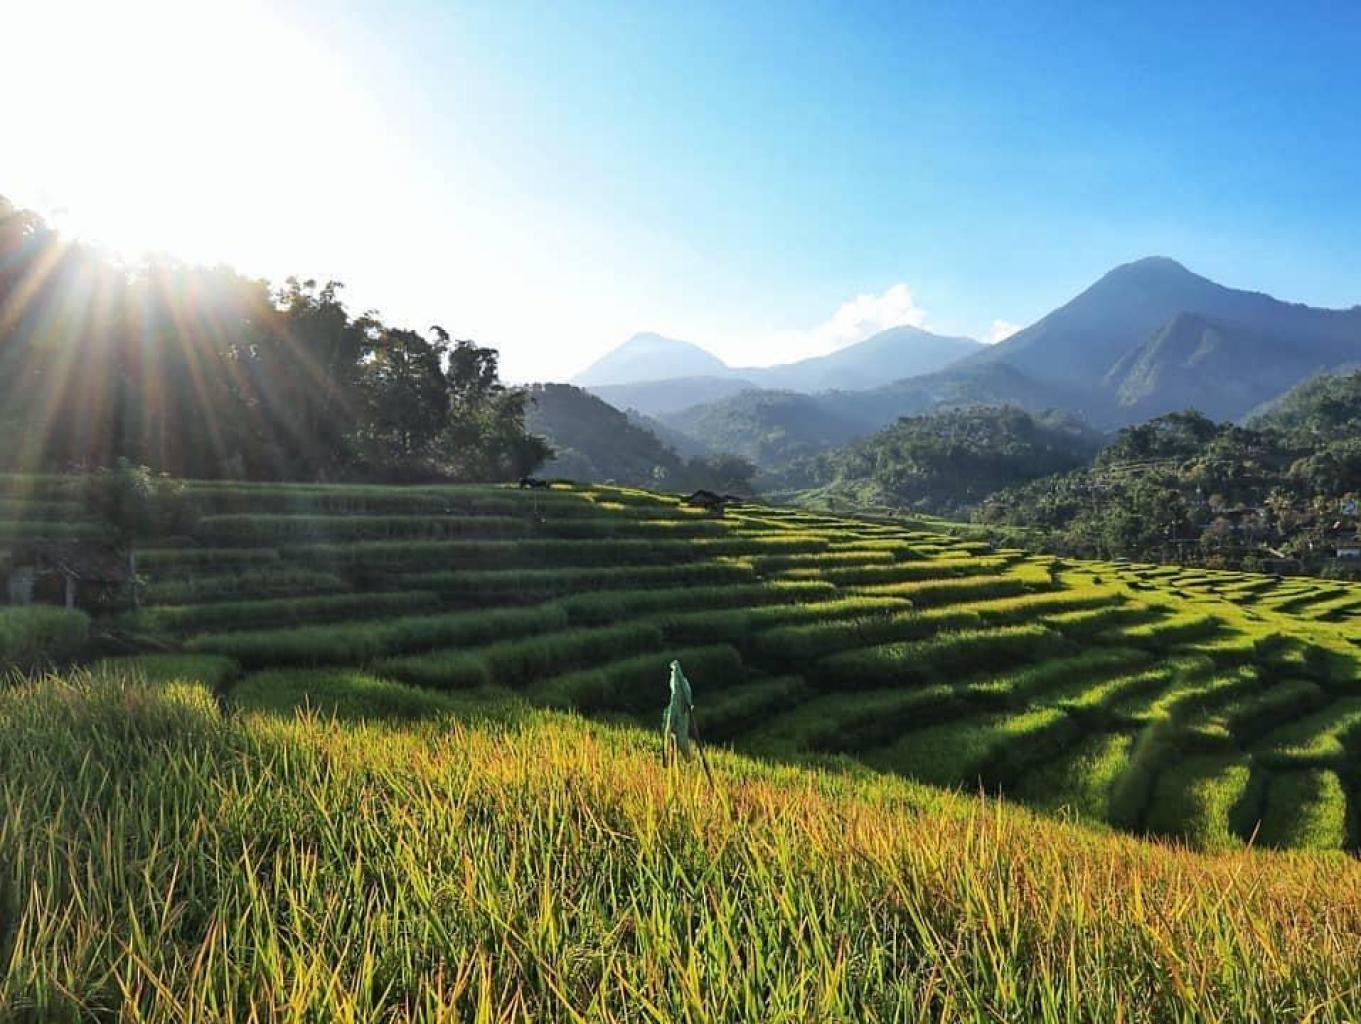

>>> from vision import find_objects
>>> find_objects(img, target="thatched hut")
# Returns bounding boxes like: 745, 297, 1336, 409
5, 541, 134, 610
682, 489, 726, 511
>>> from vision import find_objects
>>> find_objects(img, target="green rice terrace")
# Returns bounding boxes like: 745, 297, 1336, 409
5, 473, 1361, 854
9, 474, 1361, 1018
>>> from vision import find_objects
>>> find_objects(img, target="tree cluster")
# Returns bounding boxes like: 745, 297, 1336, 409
977, 389, 1361, 571
0, 196, 549, 482
768, 406, 1100, 515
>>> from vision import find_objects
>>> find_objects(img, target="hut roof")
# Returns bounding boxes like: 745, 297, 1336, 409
8, 541, 131, 582
682, 489, 725, 507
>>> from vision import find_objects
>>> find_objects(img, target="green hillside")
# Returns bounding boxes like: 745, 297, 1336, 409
5, 473, 1361, 853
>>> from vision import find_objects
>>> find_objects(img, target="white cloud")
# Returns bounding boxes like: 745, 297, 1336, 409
715, 282, 929, 366
989, 319, 1022, 343
813, 283, 928, 352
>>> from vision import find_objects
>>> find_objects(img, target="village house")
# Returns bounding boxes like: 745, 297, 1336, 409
1325, 520, 1361, 560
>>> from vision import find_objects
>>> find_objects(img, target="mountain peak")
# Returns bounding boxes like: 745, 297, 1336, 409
621, 331, 699, 349
1124, 255, 1189, 271
1100, 256, 1200, 284
573, 333, 730, 387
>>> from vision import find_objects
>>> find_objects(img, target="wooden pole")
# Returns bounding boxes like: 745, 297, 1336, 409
689, 704, 716, 790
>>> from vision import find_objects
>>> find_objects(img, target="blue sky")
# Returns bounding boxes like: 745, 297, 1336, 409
7, 1, 1360, 379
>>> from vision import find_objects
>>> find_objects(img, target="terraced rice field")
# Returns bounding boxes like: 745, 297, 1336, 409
5, 473, 1361, 852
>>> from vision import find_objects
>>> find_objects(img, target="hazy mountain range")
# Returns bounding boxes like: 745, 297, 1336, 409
564, 258, 1361, 469
577, 325, 982, 414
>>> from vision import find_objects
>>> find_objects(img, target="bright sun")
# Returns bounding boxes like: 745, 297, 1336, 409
3, 0, 376, 269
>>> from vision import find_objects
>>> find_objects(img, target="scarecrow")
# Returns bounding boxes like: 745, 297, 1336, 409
662, 659, 693, 763
662, 659, 717, 786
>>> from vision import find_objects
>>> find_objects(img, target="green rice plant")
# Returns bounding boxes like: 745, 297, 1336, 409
1250, 631, 1296, 665
376, 623, 663, 691
0, 472, 79, 499
91, 653, 240, 690
1307, 594, 1361, 621
814, 624, 1063, 691
287, 535, 827, 572
762, 567, 823, 581
1255, 770, 1350, 850
0, 520, 102, 542
957, 588, 1122, 626
1141, 755, 1259, 851
580, 485, 678, 508
1209, 679, 1329, 744
1255, 698, 1361, 769
405, 562, 759, 604
959, 648, 1152, 704
142, 568, 349, 605
562, 581, 837, 627
1119, 612, 1221, 650
1107, 723, 1173, 830
1216, 578, 1278, 598
1013, 732, 1135, 822
1044, 603, 1154, 637
230, 668, 491, 721
748, 550, 896, 574
1111, 662, 1249, 729
533, 517, 730, 539
649, 596, 906, 649
183, 481, 574, 516
856, 574, 1035, 607
801, 684, 969, 753
1196, 631, 1287, 666
749, 608, 984, 667
820, 557, 1010, 586
186, 604, 569, 669
823, 539, 924, 559
0, 606, 90, 670
127, 590, 439, 635
194, 513, 531, 543
581, 500, 712, 519
529, 644, 745, 714
138, 547, 280, 571
13, 648, 1361, 1024
695, 676, 808, 742
1267, 587, 1351, 616
868, 706, 1081, 787
764, 527, 892, 546
1045, 665, 1191, 723
0, 498, 86, 520
1296, 643, 1355, 686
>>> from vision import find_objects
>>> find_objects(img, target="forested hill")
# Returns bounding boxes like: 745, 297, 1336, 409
525, 383, 755, 493
767, 406, 1101, 515
659, 390, 870, 467
977, 372, 1361, 567
0, 195, 546, 483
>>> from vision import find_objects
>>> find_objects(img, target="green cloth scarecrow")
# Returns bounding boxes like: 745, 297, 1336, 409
662, 659, 693, 761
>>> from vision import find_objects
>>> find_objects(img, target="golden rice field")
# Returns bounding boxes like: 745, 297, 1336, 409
3, 475, 1361, 1019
